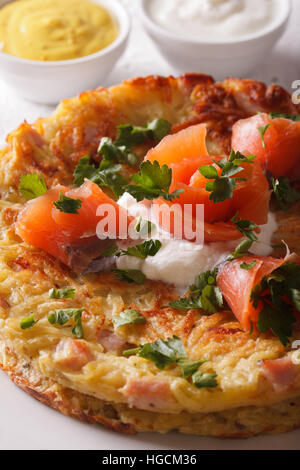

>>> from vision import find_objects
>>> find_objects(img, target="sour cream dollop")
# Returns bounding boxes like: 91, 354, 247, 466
117, 193, 278, 290
147, 0, 285, 42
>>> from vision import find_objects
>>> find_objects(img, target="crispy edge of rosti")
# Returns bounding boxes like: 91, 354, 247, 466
1, 74, 300, 203
2, 340, 300, 439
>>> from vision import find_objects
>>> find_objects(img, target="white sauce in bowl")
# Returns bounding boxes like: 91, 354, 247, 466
147, 0, 286, 42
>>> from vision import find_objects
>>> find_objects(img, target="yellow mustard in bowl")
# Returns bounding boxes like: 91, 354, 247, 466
0, 0, 119, 61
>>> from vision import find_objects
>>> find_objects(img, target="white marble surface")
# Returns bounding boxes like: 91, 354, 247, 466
0, 0, 300, 451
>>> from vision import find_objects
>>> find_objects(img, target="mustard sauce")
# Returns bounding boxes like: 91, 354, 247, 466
0, 0, 119, 61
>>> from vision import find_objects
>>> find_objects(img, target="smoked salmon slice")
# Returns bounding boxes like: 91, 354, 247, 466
146, 124, 270, 242
232, 113, 300, 178
217, 255, 300, 331
16, 180, 131, 271
146, 123, 208, 165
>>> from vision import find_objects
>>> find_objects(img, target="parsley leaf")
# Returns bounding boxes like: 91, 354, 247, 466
257, 303, 295, 347
192, 371, 218, 389
178, 359, 206, 379
48, 308, 84, 338
269, 113, 300, 122
204, 176, 236, 203
114, 269, 146, 285
135, 217, 157, 238
49, 287, 75, 299
123, 336, 217, 389
257, 124, 271, 149
272, 177, 300, 211
73, 156, 128, 198
125, 160, 184, 202
73, 155, 99, 186
228, 149, 256, 166
116, 240, 162, 259
98, 137, 138, 168
199, 151, 253, 203
251, 262, 300, 346
240, 260, 257, 271
19, 174, 47, 200
123, 336, 186, 370
231, 213, 258, 241
227, 240, 254, 261
114, 119, 171, 147
20, 314, 38, 330
170, 268, 223, 314
113, 309, 146, 328
169, 296, 202, 310
54, 191, 82, 214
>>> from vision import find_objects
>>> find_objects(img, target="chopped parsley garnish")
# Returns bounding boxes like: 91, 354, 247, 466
135, 217, 157, 238
227, 240, 254, 261
199, 150, 254, 203
178, 359, 206, 379
240, 260, 257, 271
112, 239, 162, 260
114, 119, 171, 147
272, 176, 300, 211
269, 113, 300, 122
231, 213, 258, 241
192, 371, 218, 389
170, 296, 203, 310
53, 191, 82, 214
126, 160, 184, 202
49, 287, 75, 299
113, 309, 146, 328
73, 156, 128, 198
48, 308, 84, 339
123, 336, 217, 388
114, 269, 146, 285
251, 262, 300, 346
98, 137, 138, 168
123, 336, 186, 370
20, 314, 38, 330
257, 124, 271, 149
19, 173, 47, 200
96, 119, 171, 171
170, 268, 223, 314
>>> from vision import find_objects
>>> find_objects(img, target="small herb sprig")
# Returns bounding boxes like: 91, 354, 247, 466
272, 177, 300, 211
107, 240, 162, 260
170, 268, 223, 314
19, 174, 47, 200
125, 160, 184, 202
53, 191, 82, 214
113, 309, 146, 328
199, 150, 255, 203
73, 156, 128, 198
48, 308, 85, 339
123, 336, 217, 389
251, 262, 300, 346
227, 240, 254, 261
98, 119, 171, 169
231, 213, 258, 241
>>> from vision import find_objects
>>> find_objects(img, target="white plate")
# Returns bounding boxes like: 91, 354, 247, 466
0, 0, 299, 452
0, 370, 299, 450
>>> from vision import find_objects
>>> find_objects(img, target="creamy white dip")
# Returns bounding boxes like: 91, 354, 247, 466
147, 0, 285, 42
117, 193, 278, 290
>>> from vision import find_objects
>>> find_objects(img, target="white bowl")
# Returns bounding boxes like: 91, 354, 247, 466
0, 0, 130, 104
138, 0, 292, 79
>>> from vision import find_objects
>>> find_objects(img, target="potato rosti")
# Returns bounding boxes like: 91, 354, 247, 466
0, 74, 300, 438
